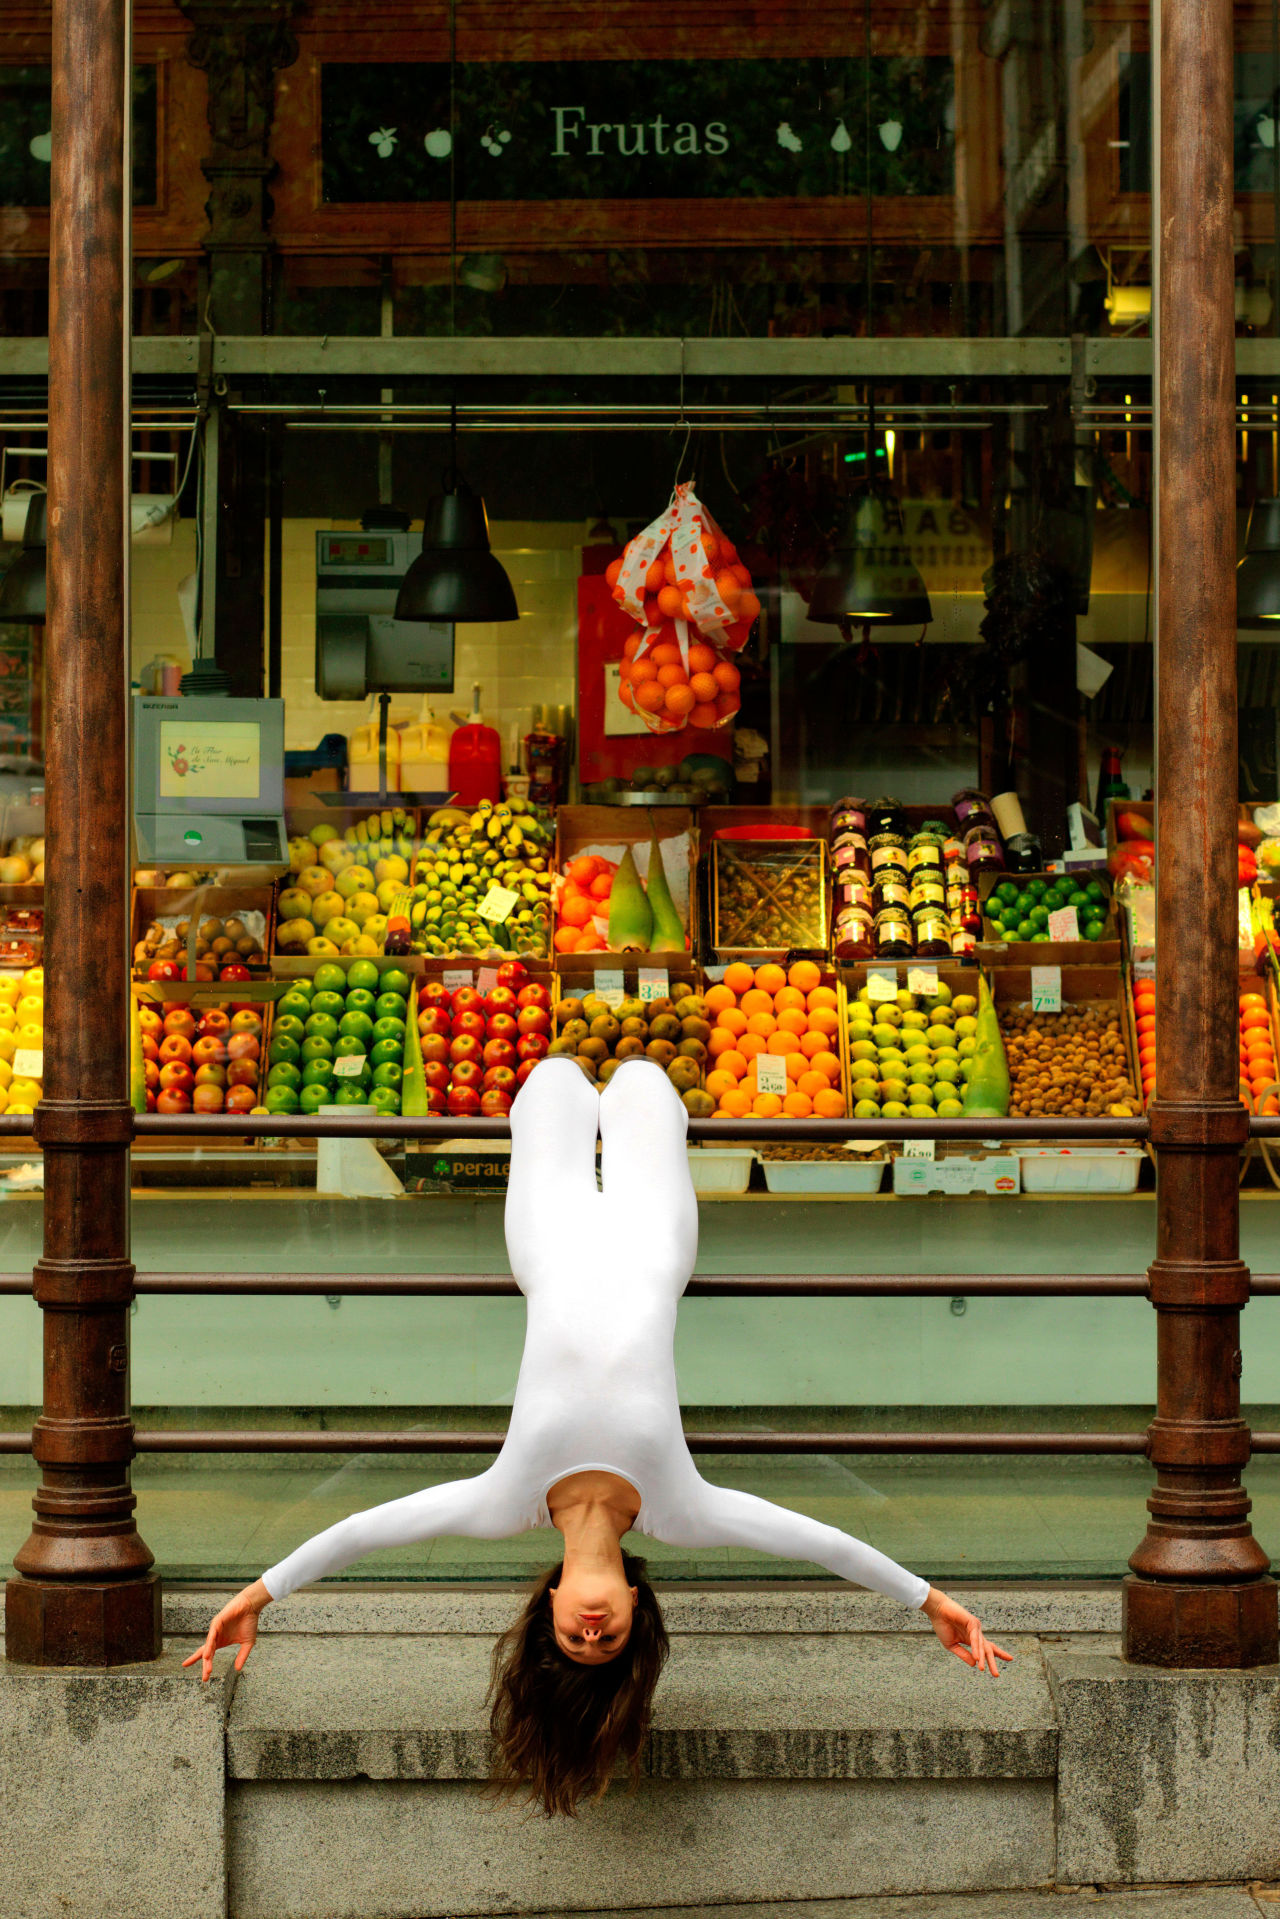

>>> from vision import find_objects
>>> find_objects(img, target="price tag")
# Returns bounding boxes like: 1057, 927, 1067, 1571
902, 1137, 936, 1159
1031, 966, 1062, 1013
907, 966, 939, 998
476, 967, 499, 996
637, 968, 669, 1002
866, 969, 898, 1003
333, 1053, 365, 1079
593, 968, 625, 1009
12, 1048, 41, 1080
755, 1054, 788, 1096
1047, 906, 1079, 941
477, 885, 519, 925
442, 968, 472, 991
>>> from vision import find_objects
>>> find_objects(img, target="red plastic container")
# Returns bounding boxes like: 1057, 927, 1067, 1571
449, 710, 503, 805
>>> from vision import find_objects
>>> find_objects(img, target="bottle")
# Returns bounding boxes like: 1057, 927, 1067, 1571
348, 697, 400, 792
397, 698, 450, 796
447, 684, 503, 806
1094, 747, 1128, 819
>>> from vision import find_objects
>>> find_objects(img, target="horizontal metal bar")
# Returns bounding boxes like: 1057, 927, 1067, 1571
128, 1113, 1150, 1141
0, 1429, 1155, 1456
0, 1270, 1176, 1297
234, 400, 1018, 418
285, 420, 996, 436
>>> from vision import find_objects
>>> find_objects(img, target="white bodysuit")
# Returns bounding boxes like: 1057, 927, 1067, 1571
262, 1057, 930, 1609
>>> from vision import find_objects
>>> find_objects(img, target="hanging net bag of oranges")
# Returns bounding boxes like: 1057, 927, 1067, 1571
604, 482, 760, 734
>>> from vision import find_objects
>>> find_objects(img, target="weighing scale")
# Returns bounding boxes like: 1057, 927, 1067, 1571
132, 695, 288, 867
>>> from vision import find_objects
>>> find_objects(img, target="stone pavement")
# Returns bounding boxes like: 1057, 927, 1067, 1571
515, 1896, 1280, 1919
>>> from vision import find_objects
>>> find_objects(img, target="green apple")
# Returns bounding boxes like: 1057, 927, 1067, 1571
272, 1014, 306, 1043
265, 1085, 300, 1115
370, 1037, 402, 1068
334, 1082, 371, 1106
345, 988, 377, 1016
267, 1033, 299, 1064
311, 990, 345, 1020
267, 1061, 302, 1089
304, 1012, 340, 1043
276, 992, 311, 1021
313, 962, 348, 995
300, 1035, 334, 1063
299, 1083, 332, 1114
347, 959, 381, 993
372, 1016, 406, 1044
301, 1057, 334, 1087
372, 1061, 403, 1091
380, 967, 412, 998
334, 1034, 368, 1059
374, 991, 408, 1023
339, 1010, 374, 1042
369, 1085, 401, 1115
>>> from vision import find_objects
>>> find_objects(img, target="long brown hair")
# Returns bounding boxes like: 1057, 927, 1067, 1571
487, 1553, 669, 1818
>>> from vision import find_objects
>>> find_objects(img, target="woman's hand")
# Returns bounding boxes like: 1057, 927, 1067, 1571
922, 1586, 1012, 1676
182, 1578, 272, 1682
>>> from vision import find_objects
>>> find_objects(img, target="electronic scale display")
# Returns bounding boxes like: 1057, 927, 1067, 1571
133, 696, 287, 867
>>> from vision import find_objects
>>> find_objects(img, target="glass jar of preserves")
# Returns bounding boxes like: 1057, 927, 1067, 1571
830, 827, 870, 880
907, 832, 944, 877
873, 905, 914, 958
909, 873, 946, 911
869, 830, 909, 881
912, 906, 951, 958
950, 925, 976, 958
949, 886, 982, 939
867, 796, 907, 839
952, 786, 997, 832
964, 828, 1004, 878
872, 870, 912, 915
833, 903, 875, 962
833, 877, 873, 923
829, 797, 869, 837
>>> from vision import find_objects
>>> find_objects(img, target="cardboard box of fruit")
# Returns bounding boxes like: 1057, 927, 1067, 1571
410, 958, 554, 1119
135, 991, 272, 1141
987, 964, 1141, 1127
549, 966, 714, 1117
132, 886, 273, 984
265, 958, 417, 1121
976, 870, 1119, 962
553, 805, 696, 962
839, 963, 980, 1125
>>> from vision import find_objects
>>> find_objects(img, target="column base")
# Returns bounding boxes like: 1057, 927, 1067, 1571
5, 1572, 162, 1667
1121, 1572, 1279, 1668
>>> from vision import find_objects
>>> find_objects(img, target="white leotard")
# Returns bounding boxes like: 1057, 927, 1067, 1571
262, 1057, 929, 1609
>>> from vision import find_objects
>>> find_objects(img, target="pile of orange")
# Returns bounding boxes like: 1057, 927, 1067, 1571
553, 854, 616, 956
703, 958, 846, 1119
617, 630, 742, 732
1240, 991, 1279, 1115
1133, 976, 1156, 1106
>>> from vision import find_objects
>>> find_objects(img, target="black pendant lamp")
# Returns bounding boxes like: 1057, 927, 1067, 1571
0, 492, 47, 624
1237, 498, 1280, 626
394, 410, 518, 624
806, 489, 933, 629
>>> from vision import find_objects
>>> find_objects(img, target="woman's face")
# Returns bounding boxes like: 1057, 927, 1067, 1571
549, 1568, 639, 1665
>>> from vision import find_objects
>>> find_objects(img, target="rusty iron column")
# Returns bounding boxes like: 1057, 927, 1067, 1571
4, 0, 160, 1665
1122, 0, 1279, 1667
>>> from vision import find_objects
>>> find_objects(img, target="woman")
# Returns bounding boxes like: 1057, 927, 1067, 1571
187, 1056, 1011, 1814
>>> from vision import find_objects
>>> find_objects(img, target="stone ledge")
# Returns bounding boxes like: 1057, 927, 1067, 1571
226, 1631, 1056, 1783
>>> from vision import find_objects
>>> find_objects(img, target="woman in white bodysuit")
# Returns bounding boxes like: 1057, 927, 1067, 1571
188, 1057, 1010, 1814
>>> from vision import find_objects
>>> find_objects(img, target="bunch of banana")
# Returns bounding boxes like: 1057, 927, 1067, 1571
410, 798, 554, 957
343, 807, 417, 864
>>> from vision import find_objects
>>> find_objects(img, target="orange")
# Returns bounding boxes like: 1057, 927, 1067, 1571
798, 1070, 830, 1101
1263, 1097, 1280, 1116
635, 680, 666, 713
717, 1006, 749, 1038
1250, 1053, 1276, 1076
554, 926, 580, 953
689, 673, 719, 704
589, 871, 613, 899
809, 1050, 842, 1082
719, 1089, 751, 1118
777, 1007, 809, 1037
812, 1088, 846, 1118
708, 1028, 739, 1059
657, 662, 689, 689
645, 556, 666, 593
566, 854, 603, 885
806, 1007, 839, 1038
1245, 1029, 1274, 1052
621, 634, 641, 662
651, 640, 683, 667
806, 985, 838, 1012
706, 1069, 740, 1102
740, 988, 774, 1017
656, 585, 685, 619
746, 1011, 777, 1039
716, 1049, 748, 1081
772, 986, 806, 1013
798, 1030, 828, 1059
787, 960, 822, 992
690, 703, 720, 729
723, 962, 755, 996
783, 1091, 813, 1117
705, 983, 736, 1015
765, 1030, 794, 1056
1136, 1013, 1156, 1037
574, 928, 604, 952
738, 1032, 766, 1060
687, 640, 718, 673
712, 658, 741, 693
1241, 992, 1268, 1010
784, 1052, 808, 1084
629, 656, 657, 686
1242, 1007, 1271, 1032
752, 1093, 784, 1118
559, 894, 594, 929
664, 684, 697, 718
754, 963, 788, 995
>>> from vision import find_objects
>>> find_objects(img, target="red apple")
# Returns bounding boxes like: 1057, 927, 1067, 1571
163, 1009, 197, 1041
192, 1083, 225, 1113
516, 1005, 551, 1038
451, 986, 484, 1016
190, 964, 216, 982
198, 1009, 230, 1037
488, 1012, 518, 1043
496, 960, 529, 992
138, 1006, 162, 1038
147, 959, 180, 982
483, 1065, 517, 1094
423, 1087, 447, 1115
452, 1009, 487, 1042
516, 1032, 550, 1063
515, 1058, 539, 1087
447, 1085, 481, 1116
219, 962, 252, 983
422, 1059, 451, 1093
143, 1060, 161, 1090
420, 979, 450, 1007
229, 1010, 262, 1035
479, 1088, 513, 1117
516, 983, 552, 1013
161, 1001, 189, 1018
419, 1033, 450, 1066
156, 1087, 191, 1115
226, 1058, 259, 1088
194, 1062, 227, 1088
159, 1060, 195, 1093
417, 1006, 451, 1040
159, 1033, 193, 1064
449, 1034, 483, 1066
484, 987, 518, 1018
483, 1037, 517, 1071
226, 1032, 260, 1061
225, 1084, 257, 1113
141, 1034, 159, 1063
451, 1058, 484, 1090
145, 1088, 157, 1111
191, 1036, 225, 1066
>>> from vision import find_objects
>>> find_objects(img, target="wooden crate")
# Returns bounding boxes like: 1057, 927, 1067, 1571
553, 804, 698, 961
986, 964, 1141, 1124
975, 869, 1121, 964
131, 885, 275, 981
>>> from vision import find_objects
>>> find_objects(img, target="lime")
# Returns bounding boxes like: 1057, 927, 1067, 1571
1068, 889, 1090, 909
380, 967, 412, 998
304, 1012, 340, 1043
267, 1033, 300, 1064
267, 1061, 302, 1090
301, 1057, 334, 1087
345, 988, 377, 1016
300, 1035, 334, 1062
1086, 879, 1106, 901
338, 1010, 375, 1042
369, 1085, 401, 1115
1001, 926, 1019, 943
995, 881, 1019, 906
372, 1016, 406, 1044
1029, 904, 1049, 929
1016, 920, 1035, 941
273, 1014, 306, 1043
374, 991, 408, 1023
313, 963, 347, 994
265, 1085, 300, 1115
347, 959, 380, 992
370, 1037, 403, 1068
1082, 920, 1105, 941
299, 1083, 332, 1114
334, 1034, 367, 1059
372, 1061, 403, 1091
1026, 878, 1048, 899
311, 990, 346, 1019
334, 1082, 371, 1106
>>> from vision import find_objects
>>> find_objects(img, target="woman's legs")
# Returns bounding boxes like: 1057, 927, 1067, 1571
598, 1061, 698, 1284
505, 1058, 602, 1260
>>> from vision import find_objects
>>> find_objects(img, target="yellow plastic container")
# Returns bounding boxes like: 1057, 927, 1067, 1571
348, 712, 401, 791
397, 700, 450, 794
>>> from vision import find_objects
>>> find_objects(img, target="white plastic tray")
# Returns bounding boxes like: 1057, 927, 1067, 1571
1015, 1147, 1144, 1193
686, 1147, 756, 1195
760, 1157, 886, 1194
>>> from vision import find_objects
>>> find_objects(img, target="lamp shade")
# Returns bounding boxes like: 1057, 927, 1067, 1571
0, 491, 47, 624
806, 492, 932, 628
394, 479, 518, 623
1236, 498, 1280, 626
